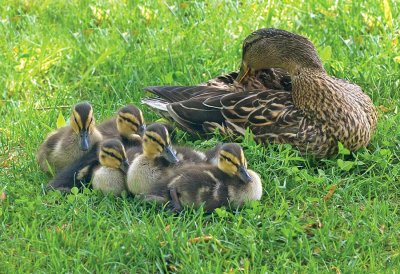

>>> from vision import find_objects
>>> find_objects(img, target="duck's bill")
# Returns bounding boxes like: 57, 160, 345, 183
238, 165, 252, 183
236, 63, 250, 83
163, 145, 179, 164
79, 130, 89, 151
138, 124, 146, 136
119, 159, 129, 173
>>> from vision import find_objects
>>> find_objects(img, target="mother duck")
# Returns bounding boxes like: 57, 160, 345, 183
143, 28, 377, 157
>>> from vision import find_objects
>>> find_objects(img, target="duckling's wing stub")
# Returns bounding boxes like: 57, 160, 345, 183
47, 143, 100, 191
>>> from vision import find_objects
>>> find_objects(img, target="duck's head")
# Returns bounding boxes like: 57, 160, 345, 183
70, 102, 96, 151
142, 123, 179, 163
218, 143, 252, 183
99, 139, 129, 173
116, 105, 146, 138
236, 28, 324, 82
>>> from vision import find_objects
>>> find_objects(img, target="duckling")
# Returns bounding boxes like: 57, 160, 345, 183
92, 139, 129, 196
126, 123, 180, 195
98, 104, 146, 148
37, 102, 102, 173
148, 143, 263, 212
126, 123, 214, 195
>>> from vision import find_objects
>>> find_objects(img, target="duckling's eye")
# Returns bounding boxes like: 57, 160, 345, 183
118, 118, 123, 123
100, 155, 105, 159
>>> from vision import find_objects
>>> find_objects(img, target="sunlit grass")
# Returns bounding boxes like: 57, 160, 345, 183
1, 0, 399, 272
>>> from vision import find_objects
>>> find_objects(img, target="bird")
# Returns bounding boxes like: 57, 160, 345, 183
97, 104, 146, 148
92, 139, 129, 196
37, 102, 103, 173
47, 105, 146, 192
126, 123, 215, 196
146, 143, 263, 212
142, 28, 377, 157
126, 123, 179, 195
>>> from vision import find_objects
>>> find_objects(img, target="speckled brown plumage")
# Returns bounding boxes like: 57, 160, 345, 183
142, 28, 377, 157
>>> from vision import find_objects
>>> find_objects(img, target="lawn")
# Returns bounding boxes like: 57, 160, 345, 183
1, 0, 400, 272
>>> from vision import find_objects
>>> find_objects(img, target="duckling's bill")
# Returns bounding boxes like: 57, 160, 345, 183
238, 165, 252, 183
138, 124, 146, 136
79, 129, 89, 151
120, 159, 129, 173
163, 145, 179, 164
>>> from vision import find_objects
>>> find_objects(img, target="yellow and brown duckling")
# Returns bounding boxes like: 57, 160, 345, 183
143, 28, 377, 157
126, 123, 213, 196
92, 139, 129, 196
37, 102, 102, 173
147, 143, 262, 212
126, 123, 180, 195
98, 104, 146, 148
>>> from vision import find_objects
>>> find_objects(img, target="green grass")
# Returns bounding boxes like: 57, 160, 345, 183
1, 0, 400, 272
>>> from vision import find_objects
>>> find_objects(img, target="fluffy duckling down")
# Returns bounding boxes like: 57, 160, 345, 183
92, 139, 129, 196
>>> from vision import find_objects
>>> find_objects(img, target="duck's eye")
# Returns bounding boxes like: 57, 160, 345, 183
118, 118, 123, 123
100, 155, 105, 159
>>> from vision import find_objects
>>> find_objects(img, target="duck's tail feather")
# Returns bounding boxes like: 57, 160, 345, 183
141, 97, 171, 119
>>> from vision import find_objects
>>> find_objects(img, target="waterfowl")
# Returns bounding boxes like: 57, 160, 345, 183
47, 106, 146, 192
147, 143, 262, 212
143, 28, 377, 157
126, 123, 212, 196
37, 102, 102, 173
98, 104, 145, 148
46, 142, 100, 192
126, 123, 180, 195
92, 139, 129, 196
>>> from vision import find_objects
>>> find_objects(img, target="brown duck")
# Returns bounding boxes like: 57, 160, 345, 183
143, 28, 377, 157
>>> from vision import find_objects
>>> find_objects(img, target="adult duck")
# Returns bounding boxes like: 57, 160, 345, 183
143, 28, 377, 157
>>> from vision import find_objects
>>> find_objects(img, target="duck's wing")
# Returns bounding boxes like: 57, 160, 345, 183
143, 68, 291, 105
144, 85, 304, 141
142, 68, 293, 136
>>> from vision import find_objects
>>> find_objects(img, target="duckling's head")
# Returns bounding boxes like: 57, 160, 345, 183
116, 105, 146, 138
142, 123, 179, 163
218, 143, 252, 183
236, 28, 324, 82
70, 102, 96, 151
99, 139, 129, 173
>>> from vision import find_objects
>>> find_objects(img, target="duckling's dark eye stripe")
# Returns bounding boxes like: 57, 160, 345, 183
86, 117, 93, 128
120, 116, 139, 127
145, 133, 164, 148
221, 155, 238, 166
73, 113, 82, 131
102, 150, 122, 161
